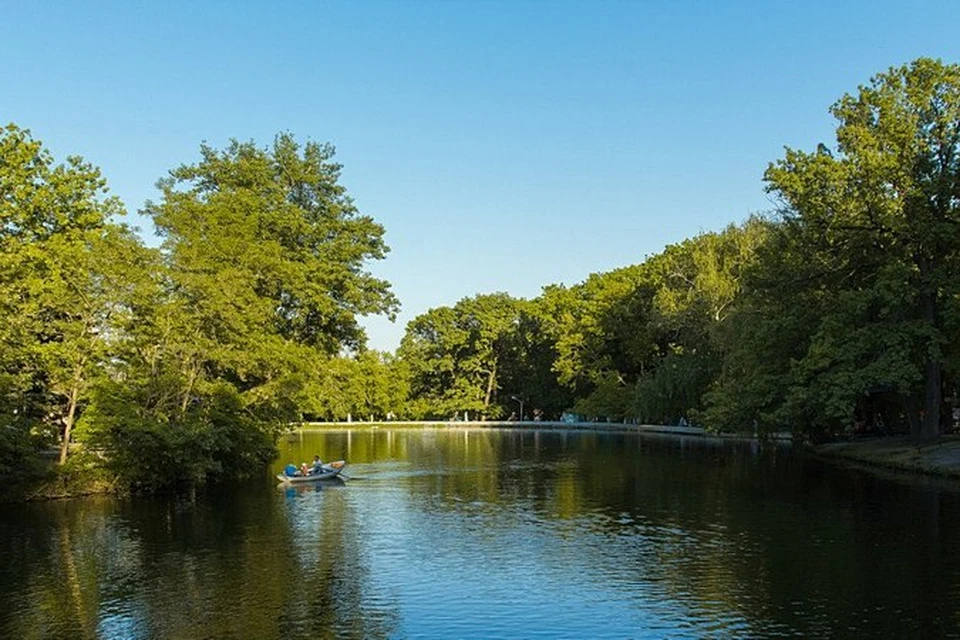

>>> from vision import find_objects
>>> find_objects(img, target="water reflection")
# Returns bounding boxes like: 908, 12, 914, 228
2, 428, 960, 638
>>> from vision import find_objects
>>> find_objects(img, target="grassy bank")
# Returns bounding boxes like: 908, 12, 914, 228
0, 454, 121, 503
813, 435, 960, 479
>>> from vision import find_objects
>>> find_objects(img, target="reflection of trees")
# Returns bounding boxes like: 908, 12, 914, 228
129, 487, 399, 639
0, 499, 129, 639
539, 432, 960, 637
0, 483, 400, 639
277, 483, 400, 639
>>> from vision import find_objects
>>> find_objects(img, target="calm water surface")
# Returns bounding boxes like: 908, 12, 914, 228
2, 428, 960, 639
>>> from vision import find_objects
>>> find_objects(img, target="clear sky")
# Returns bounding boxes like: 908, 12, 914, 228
4, 1, 959, 351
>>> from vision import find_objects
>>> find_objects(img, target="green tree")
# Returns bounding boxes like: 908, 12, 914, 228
80, 133, 399, 490
539, 265, 650, 397
303, 351, 409, 422
631, 221, 766, 425
495, 303, 574, 420
762, 58, 960, 441
0, 124, 147, 470
702, 226, 828, 436
400, 293, 523, 419
531, 222, 763, 424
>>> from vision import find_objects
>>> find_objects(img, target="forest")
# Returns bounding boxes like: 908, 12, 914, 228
2, 58, 958, 494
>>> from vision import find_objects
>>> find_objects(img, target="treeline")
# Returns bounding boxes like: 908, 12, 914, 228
2, 58, 958, 494
390, 221, 763, 427
384, 58, 960, 443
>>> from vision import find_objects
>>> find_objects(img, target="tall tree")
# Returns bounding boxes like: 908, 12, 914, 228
631, 221, 767, 425
80, 133, 399, 490
400, 293, 522, 419
145, 133, 398, 411
764, 58, 960, 441
0, 124, 146, 467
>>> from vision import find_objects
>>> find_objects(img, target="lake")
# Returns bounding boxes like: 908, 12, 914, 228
2, 427, 959, 638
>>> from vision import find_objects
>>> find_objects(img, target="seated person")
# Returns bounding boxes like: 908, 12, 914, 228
310, 455, 324, 474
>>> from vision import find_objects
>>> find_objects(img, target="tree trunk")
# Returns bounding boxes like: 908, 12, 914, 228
59, 526, 93, 635
179, 360, 200, 416
483, 360, 497, 412
917, 287, 942, 442
59, 362, 85, 465
921, 359, 942, 442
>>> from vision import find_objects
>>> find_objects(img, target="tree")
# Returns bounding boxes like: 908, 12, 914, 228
530, 222, 764, 424
400, 293, 523, 419
539, 265, 649, 396
302, 351, 409, 422
79, 133, 399, 490
631, 221, 767, 426
147, 132, 397, 405
0, 124, 146, 468
495, 304, 574, 420
763, 58, 960, 441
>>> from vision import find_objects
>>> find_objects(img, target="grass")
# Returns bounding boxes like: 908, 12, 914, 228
813, 434, 960, 478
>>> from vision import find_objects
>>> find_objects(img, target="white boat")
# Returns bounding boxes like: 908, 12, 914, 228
277, 460, 346, 483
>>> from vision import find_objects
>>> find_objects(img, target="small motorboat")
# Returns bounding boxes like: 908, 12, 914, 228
277, 460, 346, 483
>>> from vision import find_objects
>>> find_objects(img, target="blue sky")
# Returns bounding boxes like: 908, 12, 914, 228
3, 1, 959, 351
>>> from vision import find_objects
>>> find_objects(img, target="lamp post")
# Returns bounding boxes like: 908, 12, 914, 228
510, 396, 524, 422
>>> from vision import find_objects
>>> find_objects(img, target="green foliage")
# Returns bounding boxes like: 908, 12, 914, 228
80, 132, 399, 489
539, 265, 649, 392
304, 351, 410, 421
4, 56, 960, 496
148, 133, 397, 356
528, 221, 767, 424
0, 422, 41, 479
711, 58, 960, 441
400, 293, 523, 419
1, 126, 399, 492
396, 221, 765, 425
495, 305, 574, 419
78, 379, 276, 491
0, 123, 137, 470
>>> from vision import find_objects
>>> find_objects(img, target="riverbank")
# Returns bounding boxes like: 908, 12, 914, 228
14, 425, 960, 503
297, 420, 795, 442
0, 463, 119, 503
812, 435, 960, 478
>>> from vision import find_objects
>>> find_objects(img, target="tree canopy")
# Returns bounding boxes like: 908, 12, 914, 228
751, 58, 960, 440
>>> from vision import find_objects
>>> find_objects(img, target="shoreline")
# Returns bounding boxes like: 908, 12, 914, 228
295, 420, 795, 442
12, 425, 960, 503
810, 435, 960, 479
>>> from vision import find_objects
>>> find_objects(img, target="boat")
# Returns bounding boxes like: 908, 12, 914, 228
277, 460, 346, 483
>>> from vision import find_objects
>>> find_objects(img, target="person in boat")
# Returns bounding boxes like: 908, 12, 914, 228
300, 462, 310, 477
310, 455, 324, 475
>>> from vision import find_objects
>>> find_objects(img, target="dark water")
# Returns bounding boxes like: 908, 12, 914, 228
2, 428, 960, 639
